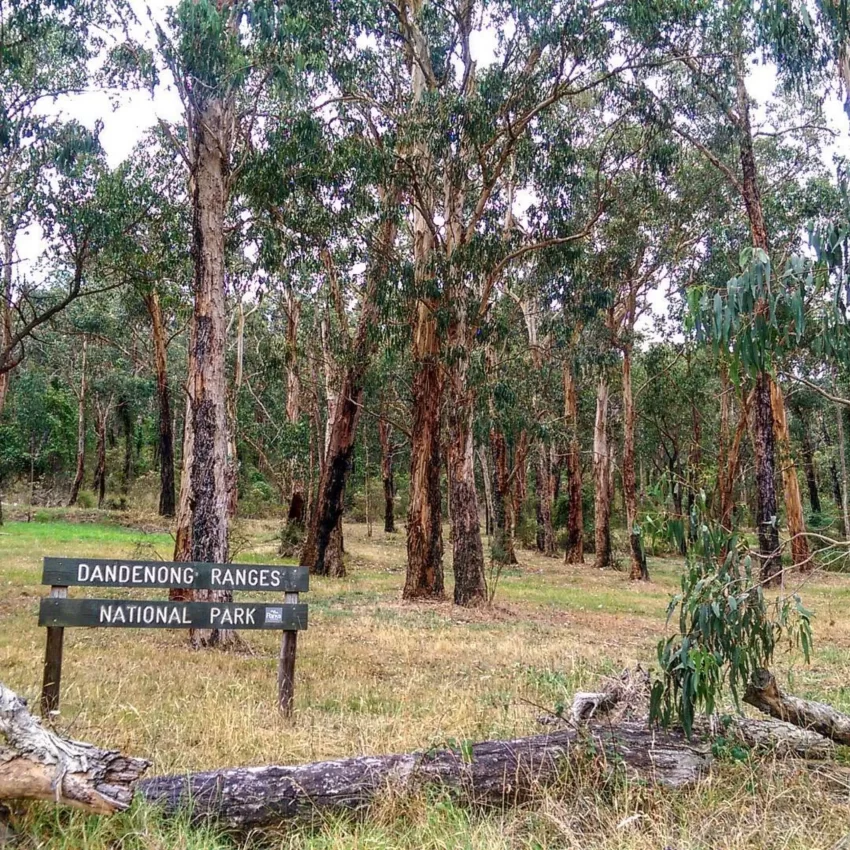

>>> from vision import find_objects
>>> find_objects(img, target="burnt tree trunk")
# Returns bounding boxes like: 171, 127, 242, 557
68, 337, 88, 507
446, 313, 487, 605
593, 377, 612, 570
564, 364, 584, 564
283, 285, 304, 525
145, 292, 176, 517
184, 90, 235, 647
301, 209, 397, 578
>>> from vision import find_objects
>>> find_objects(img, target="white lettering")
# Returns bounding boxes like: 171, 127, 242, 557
155, 607, 168, 624
132, 565, 142, 584
91, 564, 104, 582
168, 607, 183, 624
245, 607, 256, 625
104, 564, 117, 583
183, 567, 195, 585
114, 606, 126, 623
142, 606, 155, 624
118, 565, 130, 584
99, 604, 112, 623
78, 563, 90, 582
211, 606, 221, 624
270, 570, 280, 588
211, 568, 222, 586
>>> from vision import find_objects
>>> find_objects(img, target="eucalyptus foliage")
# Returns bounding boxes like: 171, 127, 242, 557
650, 511, 813, 737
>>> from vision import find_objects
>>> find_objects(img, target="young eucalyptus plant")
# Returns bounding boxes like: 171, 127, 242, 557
650, 503, 813, 737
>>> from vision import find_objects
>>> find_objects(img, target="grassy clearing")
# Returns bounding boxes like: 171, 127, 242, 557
2, 510, 850, 848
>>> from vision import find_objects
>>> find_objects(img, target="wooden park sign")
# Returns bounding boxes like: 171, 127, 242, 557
39, 557, 309, 717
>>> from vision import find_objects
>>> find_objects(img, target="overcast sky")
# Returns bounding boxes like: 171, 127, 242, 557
19, 1, 850, 329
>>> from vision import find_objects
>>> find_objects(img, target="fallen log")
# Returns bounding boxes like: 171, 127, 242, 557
139, 723, 709, 827
0, 682, 149, 813
745, 668, 850, 745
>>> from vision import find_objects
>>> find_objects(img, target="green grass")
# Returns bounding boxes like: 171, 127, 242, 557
3, 514, 850, 849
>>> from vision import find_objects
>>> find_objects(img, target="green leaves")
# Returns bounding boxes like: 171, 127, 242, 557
650, 517, 814, 737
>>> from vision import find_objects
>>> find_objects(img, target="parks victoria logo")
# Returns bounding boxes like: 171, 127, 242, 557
265, 606, 284, 625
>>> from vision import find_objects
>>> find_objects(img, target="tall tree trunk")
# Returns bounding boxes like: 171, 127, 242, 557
509, 432, 529, 558
403, 7, 444, 601
564, 364, 584, 564
446, 299, 486, 605
185, 93, 235, 648
477, 445, 494, 537
535, 441, 557, 556
822, 411, 845, 518
173, 392, 194, 569
378, 414, 395, 533
837, 404, 850, 539
735, 49, 781, 585
770, 381, 810, 570
119, 399, 133, 498
717, 369, 750, 532
447, 400, 487, 605
301, 209, 398, 578
593, 377, 612, 570
0, 228, 14, 421
489, 424, 514, 565
799, 420, 821, 514
753, 372, 782, 583
144, 292, 176, 517
283, 286, 305, 524
92, 405, 108, 509
622, 347, 648, 580
68, 338, 88, 506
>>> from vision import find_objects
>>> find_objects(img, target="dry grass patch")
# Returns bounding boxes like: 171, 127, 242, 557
2, 515, 850, 848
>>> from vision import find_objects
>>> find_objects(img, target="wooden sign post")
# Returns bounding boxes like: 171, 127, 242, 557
38, 557, 309, 717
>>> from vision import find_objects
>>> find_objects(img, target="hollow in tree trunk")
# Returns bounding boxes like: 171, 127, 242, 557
593, 377, 612, 570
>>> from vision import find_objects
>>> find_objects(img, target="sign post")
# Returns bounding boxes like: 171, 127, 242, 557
38, 558, 309, 715
40, 584, 67, 717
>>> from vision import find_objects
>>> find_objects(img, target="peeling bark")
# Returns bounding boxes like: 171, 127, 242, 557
770, 380, 810, 570
0, 682, 149, 813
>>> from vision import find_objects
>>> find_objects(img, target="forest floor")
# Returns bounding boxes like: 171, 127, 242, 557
2, 511, 850, 849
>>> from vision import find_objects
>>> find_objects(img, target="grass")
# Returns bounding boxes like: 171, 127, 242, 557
2, 509, 850, 848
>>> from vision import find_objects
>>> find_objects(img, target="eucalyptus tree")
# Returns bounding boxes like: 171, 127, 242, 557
155, 0, 325, 642
635, 2, 833, 581
0, 0, 142, 415
331, 0, 650, 604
